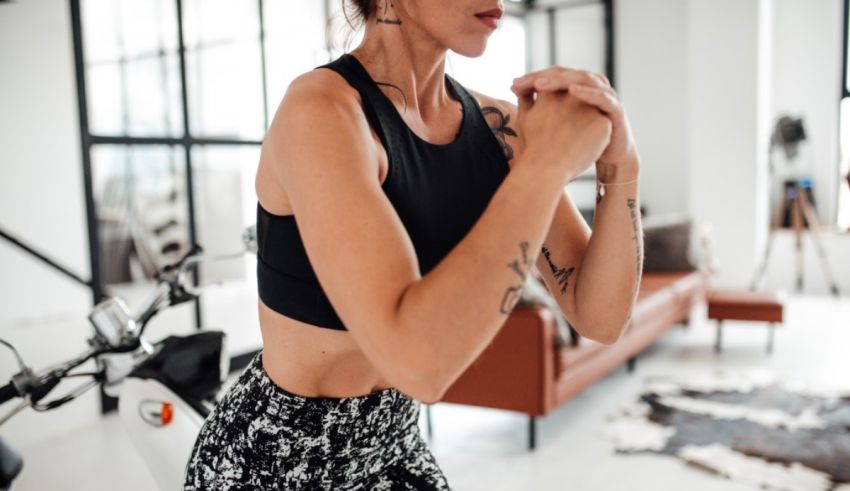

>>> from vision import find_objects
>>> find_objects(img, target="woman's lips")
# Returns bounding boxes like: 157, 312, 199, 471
475, 8, 503, 29
476, 15, 499, 29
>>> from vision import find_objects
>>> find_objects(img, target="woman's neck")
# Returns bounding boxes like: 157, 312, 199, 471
350, 21, 454, 119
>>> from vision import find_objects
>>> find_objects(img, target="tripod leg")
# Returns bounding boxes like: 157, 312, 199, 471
751, 184, 788, 291
797, 190, 841, 296
793, 196, 804, 292
751, 233, 776, 291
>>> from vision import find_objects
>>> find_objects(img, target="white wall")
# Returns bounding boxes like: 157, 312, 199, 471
0, 0, 91, 327
686, 0, 773, 288
770, 0, 844, 226
615, 0, 690, 218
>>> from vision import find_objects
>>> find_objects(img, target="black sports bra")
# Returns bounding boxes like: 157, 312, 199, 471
256, 53, 510, 331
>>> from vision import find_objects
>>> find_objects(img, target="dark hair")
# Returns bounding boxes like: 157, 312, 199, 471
343, 0, 374, 31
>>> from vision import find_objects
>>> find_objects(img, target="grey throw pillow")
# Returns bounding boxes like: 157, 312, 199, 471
642, 214, 698, 273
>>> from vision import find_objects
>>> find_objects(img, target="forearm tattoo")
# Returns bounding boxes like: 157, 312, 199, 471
376, 0, 401, 24
500, 241, 532, 314
481, 106, 517, 162
541, 245, 575, 295
627, 198, 643, 290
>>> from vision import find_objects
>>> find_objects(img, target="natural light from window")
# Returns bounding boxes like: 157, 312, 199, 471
446, 16, 526, 103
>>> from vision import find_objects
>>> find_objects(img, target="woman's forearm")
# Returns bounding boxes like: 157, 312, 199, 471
572, 154, 643, 342
390, 156, 570, 400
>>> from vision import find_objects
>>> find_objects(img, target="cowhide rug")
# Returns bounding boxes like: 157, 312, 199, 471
603, 368, 850, 491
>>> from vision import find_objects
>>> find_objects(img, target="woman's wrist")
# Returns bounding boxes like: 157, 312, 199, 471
595, 148, 640, 183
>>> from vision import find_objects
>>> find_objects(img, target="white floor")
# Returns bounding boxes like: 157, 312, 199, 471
5, 293, 849, 490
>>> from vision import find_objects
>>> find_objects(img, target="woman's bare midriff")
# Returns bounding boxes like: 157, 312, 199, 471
257, 300, 394, 398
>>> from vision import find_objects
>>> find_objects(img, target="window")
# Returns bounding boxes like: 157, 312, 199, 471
447, 15, 527, 102
73, 1, 331, 369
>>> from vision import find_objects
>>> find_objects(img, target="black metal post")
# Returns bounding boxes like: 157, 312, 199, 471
258, 0, 270, 130
174, 0, 204, 331
547, 7, 556, 66
843, 0, 849, 101
603, 0, 615, 87
528, 416, 537, 450
70, 0, 119, 413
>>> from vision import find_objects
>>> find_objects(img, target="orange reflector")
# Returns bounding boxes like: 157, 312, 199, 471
160, 402, 174, 426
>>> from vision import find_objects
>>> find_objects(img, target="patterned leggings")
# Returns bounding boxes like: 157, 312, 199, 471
183, 352, 451, 490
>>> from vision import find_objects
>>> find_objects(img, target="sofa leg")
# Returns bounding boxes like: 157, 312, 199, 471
766, 322, 775, 355
626, 355, 637, 373
528, 416, 536, 451
425, 404, 433, 441
715, 320, 723, 354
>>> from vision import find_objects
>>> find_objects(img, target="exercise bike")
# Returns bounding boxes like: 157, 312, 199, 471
0, 226, 257, 490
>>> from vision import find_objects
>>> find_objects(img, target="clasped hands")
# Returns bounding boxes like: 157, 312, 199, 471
510, 67, 638, 171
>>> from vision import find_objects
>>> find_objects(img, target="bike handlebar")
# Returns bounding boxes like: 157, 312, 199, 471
0, 382, 18, 405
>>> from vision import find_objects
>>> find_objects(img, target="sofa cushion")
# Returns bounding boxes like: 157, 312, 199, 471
642, 214, 698, 273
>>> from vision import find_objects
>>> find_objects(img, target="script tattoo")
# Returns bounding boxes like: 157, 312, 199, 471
627, 198, 643, 293
500, 241, 532, 314
541, 245, 575, 295
481, 106, 517, 162
376, 0, 401, 24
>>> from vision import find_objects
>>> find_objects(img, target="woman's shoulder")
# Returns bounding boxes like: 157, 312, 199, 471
263, 68, 380, 170
464, 87, 522, 165
278, 68, 362, 115
465, 87, 517, 123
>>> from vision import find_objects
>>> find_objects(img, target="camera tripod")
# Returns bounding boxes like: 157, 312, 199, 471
750, 179, 840, 296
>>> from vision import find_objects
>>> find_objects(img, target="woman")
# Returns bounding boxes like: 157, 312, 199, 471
184, 0, 643, 489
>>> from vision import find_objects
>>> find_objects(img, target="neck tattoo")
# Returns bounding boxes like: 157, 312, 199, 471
376, 0, 402, 24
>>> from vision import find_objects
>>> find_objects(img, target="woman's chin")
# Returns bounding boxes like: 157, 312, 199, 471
450, 40, 490, 58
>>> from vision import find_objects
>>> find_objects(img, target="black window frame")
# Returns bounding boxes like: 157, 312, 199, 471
844, 0, 849, 100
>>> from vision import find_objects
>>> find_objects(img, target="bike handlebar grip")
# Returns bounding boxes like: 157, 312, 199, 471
0, 382, 19, 405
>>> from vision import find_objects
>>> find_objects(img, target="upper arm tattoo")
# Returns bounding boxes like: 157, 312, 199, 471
481, 106, 517, 162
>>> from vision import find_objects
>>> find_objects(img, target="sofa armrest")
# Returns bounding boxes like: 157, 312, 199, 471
440, 305, 558, 416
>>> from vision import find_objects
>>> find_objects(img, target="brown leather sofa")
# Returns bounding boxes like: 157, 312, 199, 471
436, 270, 709, 449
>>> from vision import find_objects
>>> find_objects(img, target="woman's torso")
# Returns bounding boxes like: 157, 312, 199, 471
255, 53, 512, 398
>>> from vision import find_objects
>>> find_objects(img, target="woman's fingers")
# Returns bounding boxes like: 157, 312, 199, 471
567, 84, 623, 120
517, 90, 535, 116
511, 66, 610, 96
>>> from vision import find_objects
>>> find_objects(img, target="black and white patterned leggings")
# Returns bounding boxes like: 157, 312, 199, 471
183, 352, 451, 490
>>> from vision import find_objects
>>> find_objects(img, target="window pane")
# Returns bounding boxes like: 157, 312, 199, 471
191, 145, 263, 354
184, 0, 265, 140
190, 145, 259, 284
86, 63, 124, 135
554, 4, 606, 75
82, 0, 183, 137
264, 0, 329, 120
446, 15, 527, 102
91, 145, 190, 286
